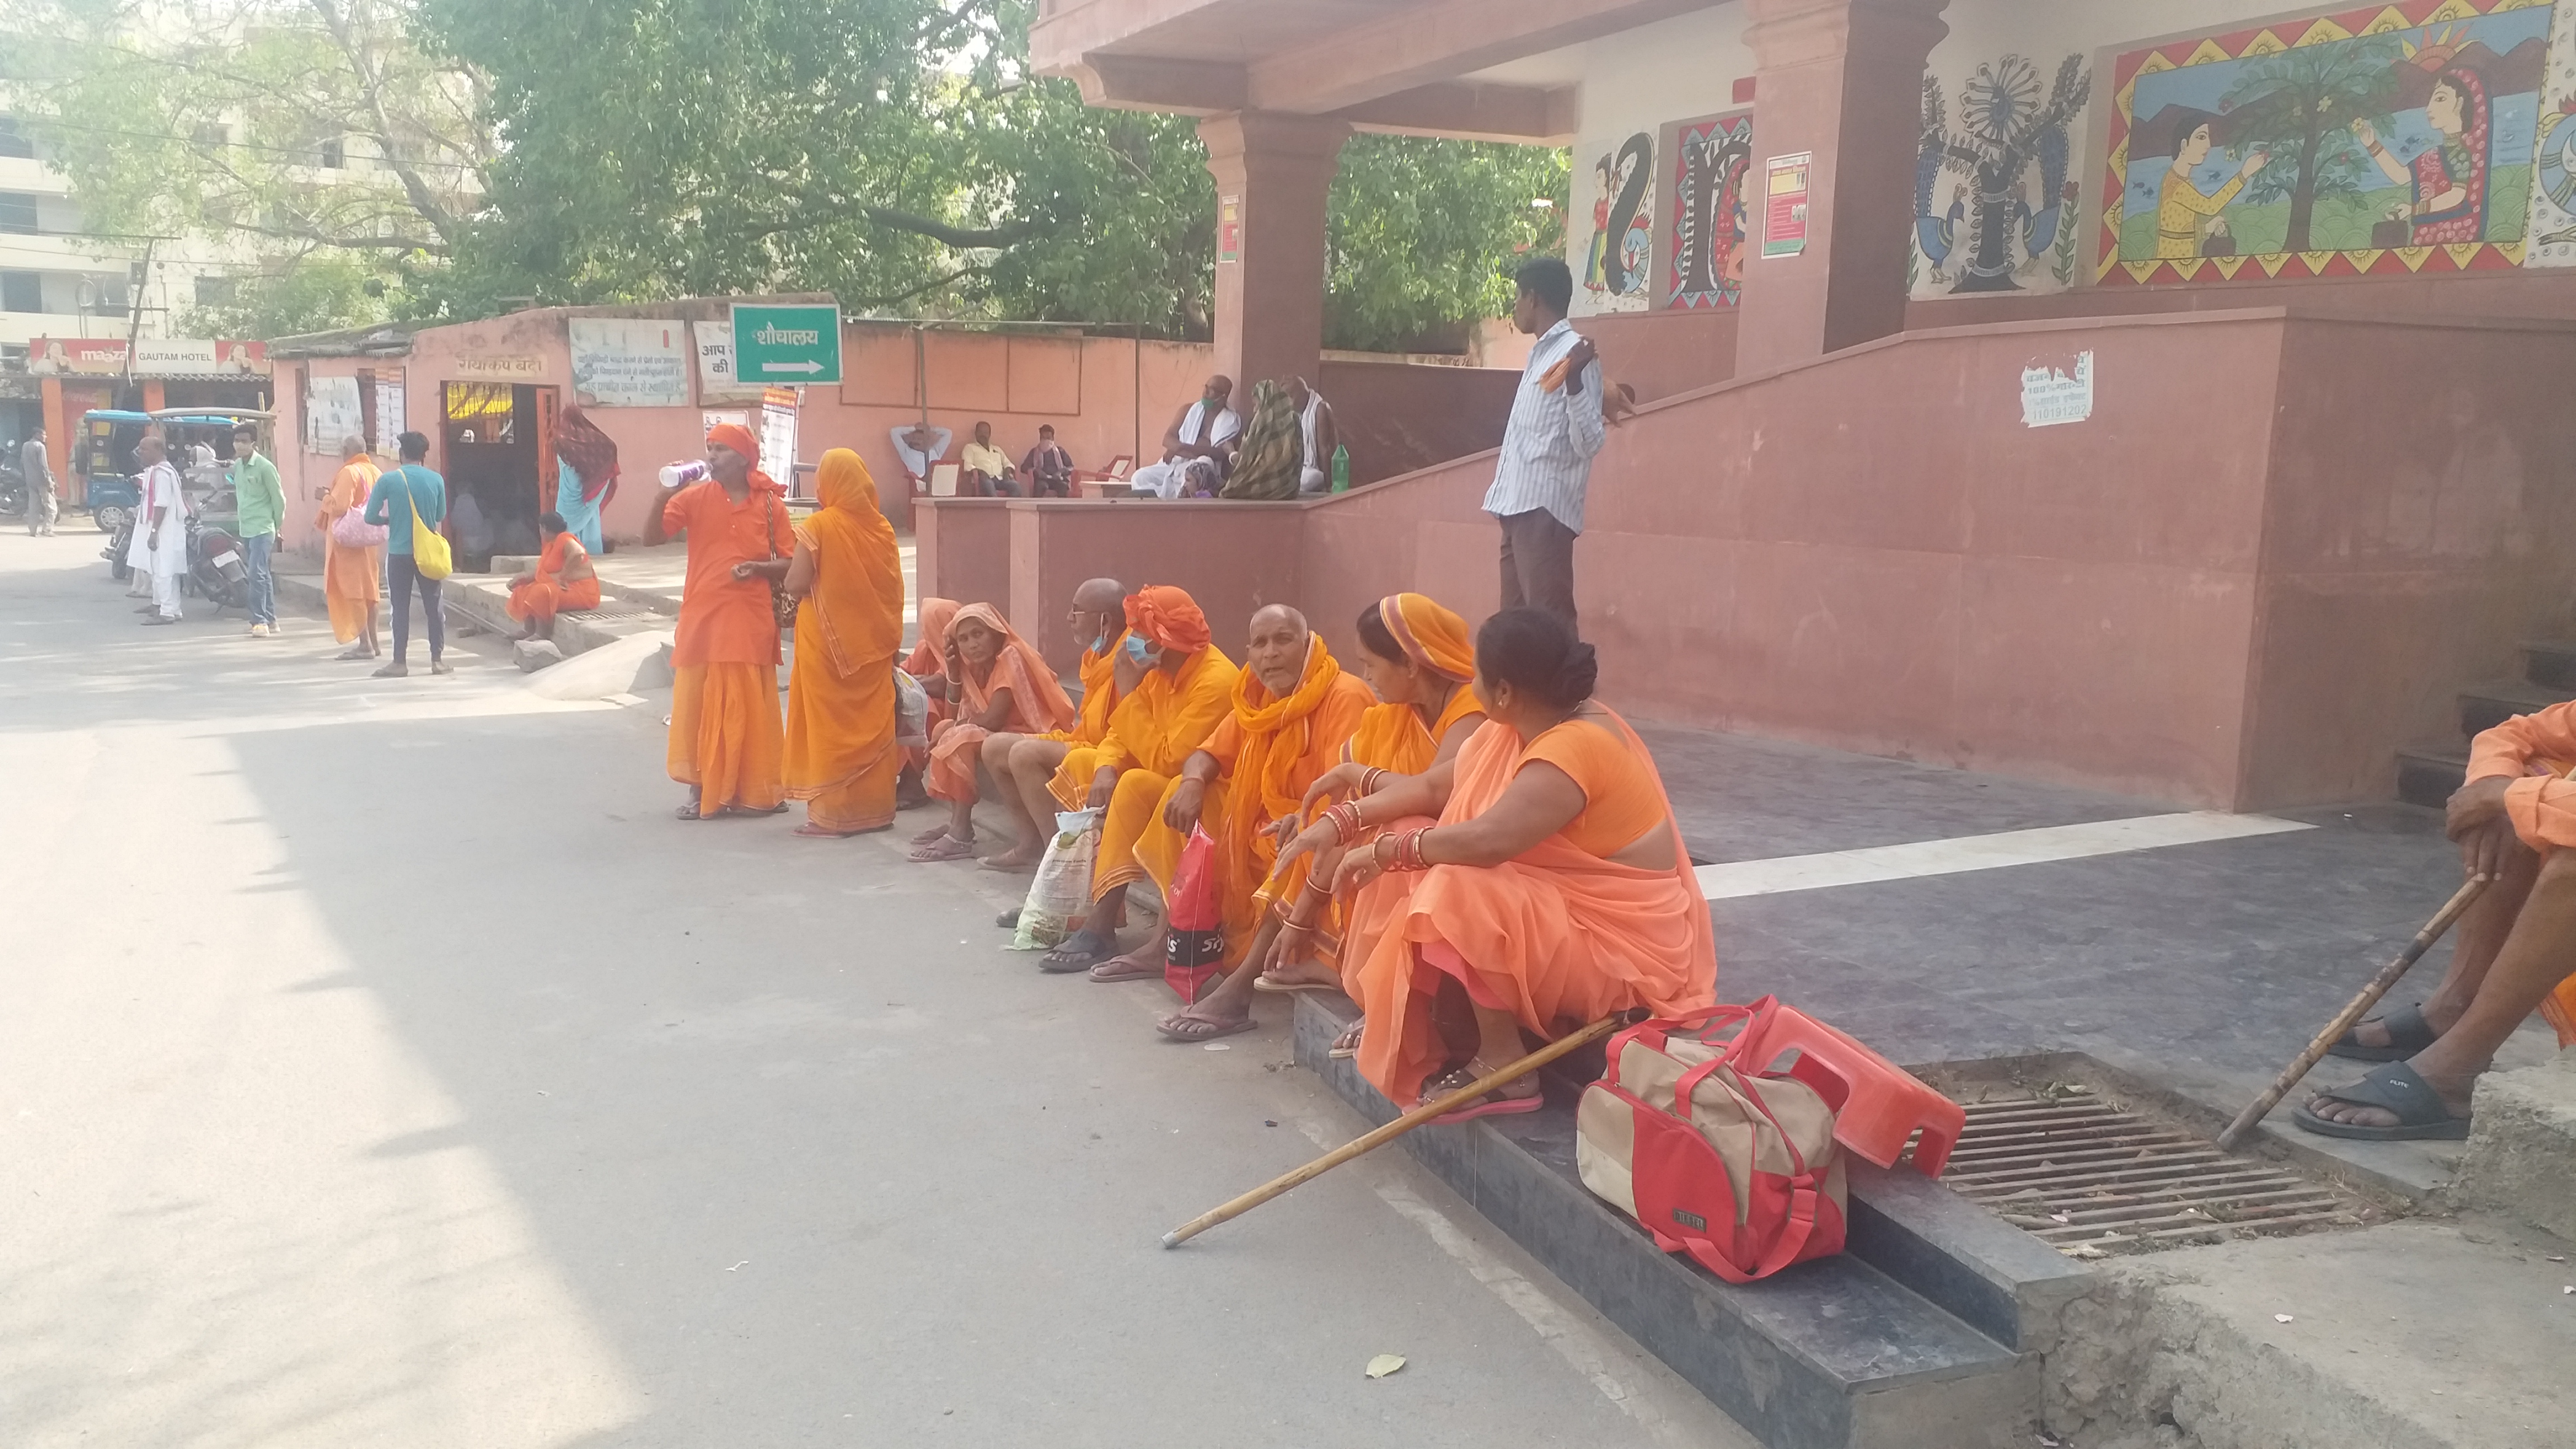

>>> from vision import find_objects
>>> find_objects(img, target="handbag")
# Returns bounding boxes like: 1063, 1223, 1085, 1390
1162, 825, 1226, 1003
765, 493, 798, 629
893, 666, 930, 747
330, 498, 388, 549
398, 467, 452, 580
1575, 997, 1848, 1284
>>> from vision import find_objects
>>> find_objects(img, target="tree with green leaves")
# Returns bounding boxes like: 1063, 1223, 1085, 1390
2217, 38, 2402, 254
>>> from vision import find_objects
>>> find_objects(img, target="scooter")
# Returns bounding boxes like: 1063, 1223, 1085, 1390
102, 518, 134, 582
187, 517, 250, 613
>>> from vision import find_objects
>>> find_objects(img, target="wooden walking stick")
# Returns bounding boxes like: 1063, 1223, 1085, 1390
2215, 874, 2490, 1150
1163, 1015, 1623, 1248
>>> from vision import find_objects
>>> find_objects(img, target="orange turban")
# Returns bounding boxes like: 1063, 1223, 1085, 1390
706, 422, 760, 466
1125, 585, 1210, 653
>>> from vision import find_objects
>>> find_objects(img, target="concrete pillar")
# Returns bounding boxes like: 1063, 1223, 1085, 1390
1734, 0, 1949, 375
1198, 111, 1348, 397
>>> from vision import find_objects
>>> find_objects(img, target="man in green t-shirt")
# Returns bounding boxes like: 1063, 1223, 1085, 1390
229, 423, 287, 637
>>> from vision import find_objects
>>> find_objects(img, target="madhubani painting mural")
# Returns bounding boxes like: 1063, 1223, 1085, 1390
2099, 0, 2555, 285
1575, 131, 1655, 315
1915, 54, 2093, 293
1665, 112, 1754, 309
2523, 0, 2576, 263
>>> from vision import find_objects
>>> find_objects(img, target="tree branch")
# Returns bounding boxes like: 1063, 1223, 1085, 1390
306, 0, 464, 246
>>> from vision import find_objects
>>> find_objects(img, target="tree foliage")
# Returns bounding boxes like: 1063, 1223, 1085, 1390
2219, 39, 2402, 253
13, 0, 1569, 349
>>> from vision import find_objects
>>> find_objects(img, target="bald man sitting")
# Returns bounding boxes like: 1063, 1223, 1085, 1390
1056, 603, 1374, 999
980, 577, 1140, 869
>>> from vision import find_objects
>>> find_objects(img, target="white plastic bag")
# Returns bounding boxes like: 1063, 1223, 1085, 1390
893, 666, 930, 748
1010, 808, 1102, 950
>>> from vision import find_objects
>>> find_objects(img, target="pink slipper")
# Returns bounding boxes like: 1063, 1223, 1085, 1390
1429, 1092, 1545, 1125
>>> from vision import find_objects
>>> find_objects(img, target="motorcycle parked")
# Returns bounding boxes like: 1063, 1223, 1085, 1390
187, 516, 250, 613
102, 518, 134, 582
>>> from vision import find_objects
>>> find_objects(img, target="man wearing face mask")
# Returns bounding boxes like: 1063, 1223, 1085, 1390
1038, 586, 1240, 973
1044, 599, 1372, 989
978, 577, 1136, 870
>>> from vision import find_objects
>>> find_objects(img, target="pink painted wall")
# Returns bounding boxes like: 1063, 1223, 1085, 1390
925, 307, 2576, 810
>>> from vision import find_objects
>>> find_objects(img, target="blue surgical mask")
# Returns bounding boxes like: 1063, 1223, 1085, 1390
1124, 634, 1158, 665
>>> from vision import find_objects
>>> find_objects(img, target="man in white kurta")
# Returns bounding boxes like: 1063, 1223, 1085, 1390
1129, 376, 1240, 499
135, 435, 191, 624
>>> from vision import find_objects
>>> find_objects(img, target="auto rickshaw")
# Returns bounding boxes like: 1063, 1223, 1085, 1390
77, 406, 275, 534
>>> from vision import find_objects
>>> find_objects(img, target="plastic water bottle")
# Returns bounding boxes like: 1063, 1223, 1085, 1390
1330, 443, 1350, 494
659, 460, 709, 489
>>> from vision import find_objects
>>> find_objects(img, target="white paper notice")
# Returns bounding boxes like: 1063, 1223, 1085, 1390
305, 375, 362, 455
569, 318, 689, 408
2020, 352, 2094, 428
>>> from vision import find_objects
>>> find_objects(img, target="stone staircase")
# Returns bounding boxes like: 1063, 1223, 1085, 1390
2395, 641, 2576, 807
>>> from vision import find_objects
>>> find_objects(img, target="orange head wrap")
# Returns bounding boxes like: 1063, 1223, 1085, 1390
1124, 585, 1210, 653
705, 422, 760, 468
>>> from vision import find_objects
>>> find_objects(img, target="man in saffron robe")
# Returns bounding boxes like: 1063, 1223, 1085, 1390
2300, 700, 2576, 1140
1050, 603, 1372, 989
316, 434, 383, 659
1039, 586, 1240, 974
649, 421, 796, 820
781, 449, 908, 836
979, 577, 1134, 870
505, 510, 601, 641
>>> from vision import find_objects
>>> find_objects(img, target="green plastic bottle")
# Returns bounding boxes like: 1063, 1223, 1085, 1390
1330, 442, 1350, 493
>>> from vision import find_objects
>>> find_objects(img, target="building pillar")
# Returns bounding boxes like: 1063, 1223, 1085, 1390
39, 377, 74, 506
1198, 111, 1348, 397
1734, 0, 1949, 375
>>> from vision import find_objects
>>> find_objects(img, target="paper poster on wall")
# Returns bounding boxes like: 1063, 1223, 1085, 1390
1218, 197, 1242, 263
761, 387, 800, 494
569, 318, 689, 408
371, 370, 405, 454
1574, 131, 1655, 315
1665, 111, 1754, 309
690, 320, 765, 405
2020, 352, 2095, 428
1763, 152, 1812, 258
305, 374, 362, 456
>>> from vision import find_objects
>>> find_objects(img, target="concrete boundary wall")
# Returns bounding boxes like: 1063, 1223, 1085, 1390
922, 307, 2576, 810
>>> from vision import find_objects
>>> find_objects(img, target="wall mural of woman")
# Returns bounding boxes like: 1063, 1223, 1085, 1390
2355, 65, 2493, 245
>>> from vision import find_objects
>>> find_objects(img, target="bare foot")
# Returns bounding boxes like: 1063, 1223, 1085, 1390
1156, 1007, 1254, 1042
981, 841, 1044, 872
1259, 959, 1342, 992
1329, 1018, 1364, 1059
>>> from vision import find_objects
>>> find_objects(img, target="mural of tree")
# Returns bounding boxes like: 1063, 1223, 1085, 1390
1923, 54, 2090, 293
2215, 38, 2402, 254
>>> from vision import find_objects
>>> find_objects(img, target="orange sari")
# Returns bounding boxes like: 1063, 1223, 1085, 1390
926, 603, 1077, 803
2463, 704, 2576, 1043
506, 533, 602, 622
1349, 711, 1718, 1107
315, 457, 381, 643
782, 450, 907, 832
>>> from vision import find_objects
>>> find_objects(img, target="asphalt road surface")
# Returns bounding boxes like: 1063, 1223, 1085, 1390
0, 533, 1754, 1448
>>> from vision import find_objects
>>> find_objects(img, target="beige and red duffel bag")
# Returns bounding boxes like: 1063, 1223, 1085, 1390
1575, 997, 1848, 1282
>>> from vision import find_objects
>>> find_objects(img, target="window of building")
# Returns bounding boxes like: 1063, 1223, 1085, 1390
1, 271, 41, 313
193, 274, 237, 306
0, 192, 37, 234
0, 117, 34, 160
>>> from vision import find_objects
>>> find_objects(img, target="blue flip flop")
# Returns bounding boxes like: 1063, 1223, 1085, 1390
2293, 1062, 2470, 1141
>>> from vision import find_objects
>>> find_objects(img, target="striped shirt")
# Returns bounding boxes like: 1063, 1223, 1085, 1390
1482, 319, 1606, 533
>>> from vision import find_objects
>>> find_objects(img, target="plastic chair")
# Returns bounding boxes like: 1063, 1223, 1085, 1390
1746, 1005, 1964, 1177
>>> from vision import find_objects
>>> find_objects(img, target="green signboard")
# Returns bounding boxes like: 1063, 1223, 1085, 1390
729, 303, 842, 384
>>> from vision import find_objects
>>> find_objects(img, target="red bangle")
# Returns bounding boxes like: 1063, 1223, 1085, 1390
1361, 767, 1390, 795
1388, 827, 1432, 873
1323, 800, 1364, 844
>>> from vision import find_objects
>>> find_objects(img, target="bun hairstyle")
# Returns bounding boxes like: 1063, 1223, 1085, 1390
1475, 607, 1597, 711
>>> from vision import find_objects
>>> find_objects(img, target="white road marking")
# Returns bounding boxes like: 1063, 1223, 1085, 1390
1693, 810, 2313, 900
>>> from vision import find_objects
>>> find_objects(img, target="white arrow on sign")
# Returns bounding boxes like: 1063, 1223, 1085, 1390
758, 359, 827, 375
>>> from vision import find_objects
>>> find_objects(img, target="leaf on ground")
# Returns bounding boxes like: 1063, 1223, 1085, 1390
1365, 1353, 1406, 1379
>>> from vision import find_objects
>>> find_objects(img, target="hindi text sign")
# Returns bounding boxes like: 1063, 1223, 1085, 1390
730, 304, 842, 385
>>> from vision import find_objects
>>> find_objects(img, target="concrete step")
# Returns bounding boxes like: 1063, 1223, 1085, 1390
2450, 1048, 2576, 1244
2457, 678, 2574, 741
1287, 994, 2039, 1449
2522, 640, 2576, 693
439, 570, 673, 662
2395, 746, 2466, 809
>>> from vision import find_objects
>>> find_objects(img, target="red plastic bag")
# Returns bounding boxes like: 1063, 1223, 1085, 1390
1163, 825, 1225, 1003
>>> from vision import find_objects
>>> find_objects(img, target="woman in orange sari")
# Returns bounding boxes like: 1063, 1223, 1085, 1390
898, 597, 962, 801
505, 510, 601, 641
782, 449, 907, 837
908, 603, 1076, 862
1157, 593, 1486, 1044
1274, 608, 1716, 1117
315, 434, 382, 659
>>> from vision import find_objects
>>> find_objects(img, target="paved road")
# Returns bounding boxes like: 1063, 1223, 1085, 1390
0, 533, 1752, 1449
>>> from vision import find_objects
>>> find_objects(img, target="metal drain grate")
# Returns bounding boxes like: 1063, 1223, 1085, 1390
1939, 1093, 2367, 1258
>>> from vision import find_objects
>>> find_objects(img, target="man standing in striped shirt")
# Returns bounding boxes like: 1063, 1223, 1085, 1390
1483, 257, 1604, 632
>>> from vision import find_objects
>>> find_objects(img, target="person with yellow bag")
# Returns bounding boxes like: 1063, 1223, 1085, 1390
361, 430, 453, 678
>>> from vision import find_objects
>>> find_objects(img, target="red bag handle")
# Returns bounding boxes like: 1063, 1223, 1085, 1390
1665, 1041, 1826, 1284
1609, 996, 1775, 1064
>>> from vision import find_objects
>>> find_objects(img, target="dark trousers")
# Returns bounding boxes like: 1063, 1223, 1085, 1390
1497, 508, 1579, 634
388, 552, 445, 663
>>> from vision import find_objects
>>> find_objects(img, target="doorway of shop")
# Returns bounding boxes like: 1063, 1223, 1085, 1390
440, 381, 558, 572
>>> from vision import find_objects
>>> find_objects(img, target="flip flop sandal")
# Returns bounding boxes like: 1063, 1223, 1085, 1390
908, 835, 979, 863
1329, 1024, 1365, 1060
1038, 937, 1117, 974
1157, 1014, 1257, 1043
676, 801, 709, 820
2326, 1002, 2438, 1062
910, 824, 953, 847
1421, 1071, 1545, 1125
1088, 953, 1163, 983
1252, 975, 1342, 996
2291, 1062, 2470, 1142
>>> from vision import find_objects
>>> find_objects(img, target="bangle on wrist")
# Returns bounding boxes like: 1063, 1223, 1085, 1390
1323, 799, 1364, 844
1389, 827, 1433, 873
1361, 766, 1390, 795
